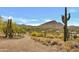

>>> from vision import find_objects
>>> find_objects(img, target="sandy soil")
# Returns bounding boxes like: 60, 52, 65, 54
0, 34, 79, 52
0, 34, 55, 52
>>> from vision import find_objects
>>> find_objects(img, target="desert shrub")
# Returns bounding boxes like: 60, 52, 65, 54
46, 34, 54, 38
31, 36, 51, 46
46, 35, 54, 38
58, 36, 64, 40
38, 33, 43, 37
46, 33, 63, 39
65, 41, 79, 50
70, 48, 79, 52
50, 39, 63, 46
31, 31, 37, 36
54, 35, 58, 38
42, 39, 51, 46
31, 31, 43, 37
42, 41, 49, 46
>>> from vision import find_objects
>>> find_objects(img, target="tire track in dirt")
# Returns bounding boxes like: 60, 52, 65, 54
0, 34, 52, 52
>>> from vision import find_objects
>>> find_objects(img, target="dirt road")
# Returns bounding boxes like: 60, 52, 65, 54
0, 35, 54, 52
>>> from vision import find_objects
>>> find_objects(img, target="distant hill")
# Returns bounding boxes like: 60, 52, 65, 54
68, 26, 79, 31
39, 20, 63, 30
19, 20, 79, 32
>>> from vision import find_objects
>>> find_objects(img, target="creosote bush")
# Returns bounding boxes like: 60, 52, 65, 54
31, 31, 43, 37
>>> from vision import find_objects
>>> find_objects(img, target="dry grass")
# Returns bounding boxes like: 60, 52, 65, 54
31, 36, 79, 52
0, 33, 79, 52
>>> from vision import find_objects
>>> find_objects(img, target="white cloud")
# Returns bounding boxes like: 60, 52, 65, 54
13, 17, 41, 26
68, 23, 79, 26
18, 18, 54, 26
1, 15, 8, 20
1, 15, 55, 26
8, 16, 13, 19
44, 19, 52, 22
31, 19, 38, 21
18, 18, 27, 24
28, 23, 41, 26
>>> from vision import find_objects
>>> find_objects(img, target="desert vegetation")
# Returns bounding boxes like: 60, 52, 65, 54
0, 16, 27, 39
30, 7, 79, 51
0, 7, 79, 52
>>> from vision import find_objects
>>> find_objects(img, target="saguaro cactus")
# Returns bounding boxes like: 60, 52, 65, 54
5, 16, 13, 38
61, 7, 70, 41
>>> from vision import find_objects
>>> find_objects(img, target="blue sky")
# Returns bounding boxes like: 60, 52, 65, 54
0, 7, 79, 26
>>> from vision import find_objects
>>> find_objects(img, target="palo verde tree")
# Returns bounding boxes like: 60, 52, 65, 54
61, 7, 70, 41
0, 16, 5, 32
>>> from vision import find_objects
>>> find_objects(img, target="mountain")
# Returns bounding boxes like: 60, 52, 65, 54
19, 20, 79, 32
39, 20, 63, 30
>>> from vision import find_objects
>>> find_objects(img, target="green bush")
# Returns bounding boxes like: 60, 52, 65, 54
31, 31, 43, 37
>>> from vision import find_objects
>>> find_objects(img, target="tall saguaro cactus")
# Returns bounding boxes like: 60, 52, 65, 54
5, 17, 13, 38
61, 7, 70, 41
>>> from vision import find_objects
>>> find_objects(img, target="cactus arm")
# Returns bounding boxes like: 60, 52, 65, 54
62, 15, 65, 24
67, 13, 70, 21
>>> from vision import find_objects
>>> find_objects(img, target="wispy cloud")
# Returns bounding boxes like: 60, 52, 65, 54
44, 19, 52, 22
2, 15, 79, 26
1, 15, 53, 26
